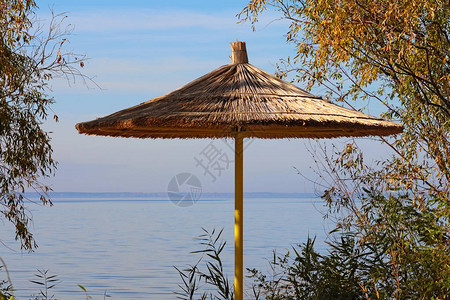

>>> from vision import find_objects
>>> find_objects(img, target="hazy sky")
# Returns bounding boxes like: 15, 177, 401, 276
34, 0, 396, 194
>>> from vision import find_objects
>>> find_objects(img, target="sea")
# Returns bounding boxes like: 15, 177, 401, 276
1, 193, 332, 299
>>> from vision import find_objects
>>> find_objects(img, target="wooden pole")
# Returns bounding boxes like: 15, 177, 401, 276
232, 41, 246, 300
231, 41, 248, 64
235, 133, 244, 300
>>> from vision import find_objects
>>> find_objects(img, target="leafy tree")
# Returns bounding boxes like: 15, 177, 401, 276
1, 0, 87, 250
239, 0, 450, 185
248, 142, 449, 299
236, 0, 450, 298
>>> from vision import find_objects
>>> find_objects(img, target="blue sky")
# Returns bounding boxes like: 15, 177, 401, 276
34, 0, 396, 194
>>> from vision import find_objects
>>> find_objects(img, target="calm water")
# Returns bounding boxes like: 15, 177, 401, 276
2, 197, 330, 299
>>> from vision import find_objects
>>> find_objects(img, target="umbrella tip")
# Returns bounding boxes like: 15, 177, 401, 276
230, 41, 248, 64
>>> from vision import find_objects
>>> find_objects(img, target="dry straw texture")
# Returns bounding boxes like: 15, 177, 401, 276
76, 46, 403, 139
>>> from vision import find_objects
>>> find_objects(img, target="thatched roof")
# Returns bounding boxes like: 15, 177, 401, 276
76, 42, 403, 139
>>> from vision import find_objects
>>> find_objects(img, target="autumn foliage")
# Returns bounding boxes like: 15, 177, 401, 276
238, 0, 450, 298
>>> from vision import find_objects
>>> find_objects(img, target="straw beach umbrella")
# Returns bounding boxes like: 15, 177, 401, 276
76, 41, 402, 300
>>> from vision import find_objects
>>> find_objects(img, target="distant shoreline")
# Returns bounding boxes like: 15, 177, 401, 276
24, 191, 320, 199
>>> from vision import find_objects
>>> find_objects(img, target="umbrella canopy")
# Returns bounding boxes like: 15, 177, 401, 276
76, 43, 402, 139
76, 41, 403, 300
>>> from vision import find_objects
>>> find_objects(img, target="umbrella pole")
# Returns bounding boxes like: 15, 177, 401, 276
235, 133, 243, 300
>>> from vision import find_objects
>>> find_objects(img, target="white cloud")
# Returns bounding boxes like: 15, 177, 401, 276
37, 5, 288, 35
67, 9, 242, 33
49, 55, 225, 94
